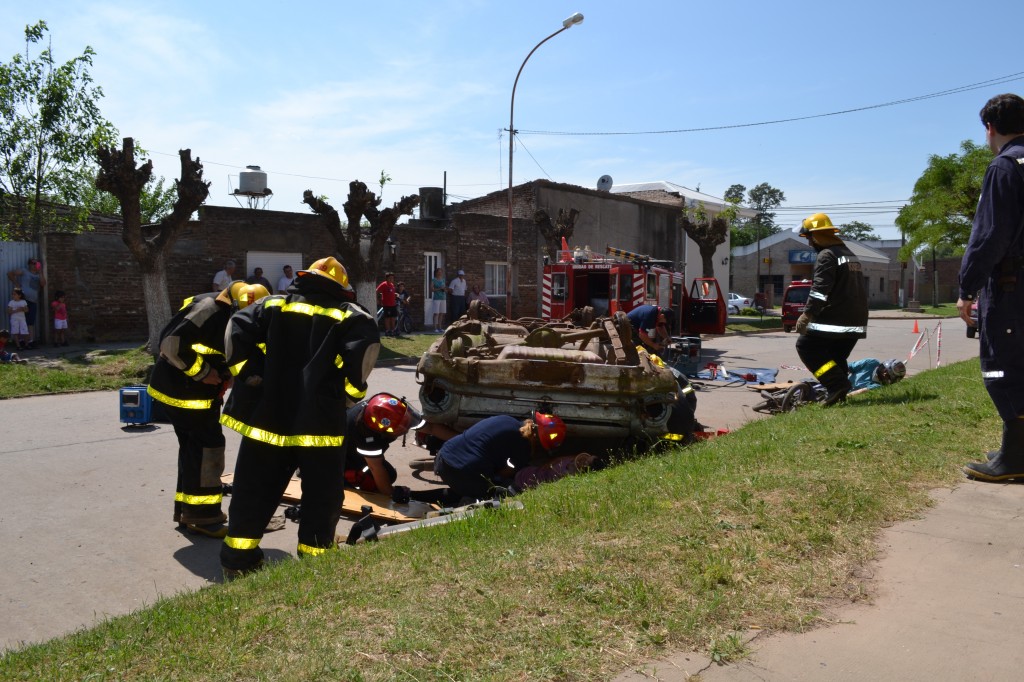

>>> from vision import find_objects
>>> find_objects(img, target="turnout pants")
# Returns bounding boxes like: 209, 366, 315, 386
980, 295, 1024, 423
221, 438, 346, 573
166, 403, 225, 523
796, 335, 859, 396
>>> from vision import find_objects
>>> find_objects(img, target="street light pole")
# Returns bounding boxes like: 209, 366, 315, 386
506, 12, 584, 317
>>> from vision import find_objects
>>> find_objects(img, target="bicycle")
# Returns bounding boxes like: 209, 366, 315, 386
377, 303, 413, 335
751, 381, 827, 414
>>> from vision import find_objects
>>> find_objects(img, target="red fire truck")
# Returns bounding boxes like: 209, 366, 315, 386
541, 245, 726, 336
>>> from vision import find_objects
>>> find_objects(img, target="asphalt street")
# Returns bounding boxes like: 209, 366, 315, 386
0, 315, 986, 660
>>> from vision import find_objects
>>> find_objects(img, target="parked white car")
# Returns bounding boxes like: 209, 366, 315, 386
727, 292, 752, 314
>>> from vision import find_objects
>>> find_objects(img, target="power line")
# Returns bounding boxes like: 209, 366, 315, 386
145, 150, 493, 187
518, 72, 1024, 136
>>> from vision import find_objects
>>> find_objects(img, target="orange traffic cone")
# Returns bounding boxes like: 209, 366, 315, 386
912, 319, 920, 334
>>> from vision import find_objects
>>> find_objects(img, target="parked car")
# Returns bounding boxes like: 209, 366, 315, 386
727, 292, 752, 314
781, 280, 812, 332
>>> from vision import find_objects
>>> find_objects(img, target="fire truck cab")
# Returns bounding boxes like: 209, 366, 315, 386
542, 246, 726, 336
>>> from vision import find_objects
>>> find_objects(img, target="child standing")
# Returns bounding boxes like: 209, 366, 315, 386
0, 329, 28, 364
6, 288, 29, 350
51, 290, 69, 346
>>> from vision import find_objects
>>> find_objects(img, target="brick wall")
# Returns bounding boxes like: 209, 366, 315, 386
43, 206, 328, 342
37, 181, 693, 342
916, 257, 962, 304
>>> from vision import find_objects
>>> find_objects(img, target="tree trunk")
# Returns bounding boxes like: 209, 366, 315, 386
96, 138, 209, 358
354, 279, 378, 317
700, 245, 717, 279
141, 262, 172, 353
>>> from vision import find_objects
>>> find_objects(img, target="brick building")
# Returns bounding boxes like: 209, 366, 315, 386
3, 179, 743, 341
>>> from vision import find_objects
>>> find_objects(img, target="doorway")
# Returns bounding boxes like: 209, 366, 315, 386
424, 252, 443, 327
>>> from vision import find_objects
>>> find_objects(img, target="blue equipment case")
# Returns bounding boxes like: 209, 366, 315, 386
119, 385, 153, 425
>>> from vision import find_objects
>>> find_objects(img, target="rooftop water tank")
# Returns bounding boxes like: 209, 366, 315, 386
239, 165, 268, 194
419, 187, 444, 220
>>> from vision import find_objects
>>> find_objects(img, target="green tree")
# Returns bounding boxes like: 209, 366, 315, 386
75, 167, 177, 223
839, 220, 880, 241
728, 182, 785, 247
895, 140, 992, 258
723, 184, 746, 204
0, 20, 117, 239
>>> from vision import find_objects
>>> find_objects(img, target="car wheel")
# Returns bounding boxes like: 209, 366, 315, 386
783, 325, 793, 333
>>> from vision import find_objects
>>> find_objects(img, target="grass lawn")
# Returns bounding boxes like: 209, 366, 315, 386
0, 334, 437, 400
0, 357, 992, 681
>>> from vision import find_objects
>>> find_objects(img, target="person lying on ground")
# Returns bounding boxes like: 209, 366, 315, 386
847, 358, 906, 395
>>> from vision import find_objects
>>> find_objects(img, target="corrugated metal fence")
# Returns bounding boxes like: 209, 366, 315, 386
0, 241, 40, 330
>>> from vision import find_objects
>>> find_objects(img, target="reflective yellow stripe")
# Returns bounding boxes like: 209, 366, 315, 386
191, 343, 223, 356
264, 298, 352, 323
224, 536, 261, 550
297, 543, 330, 557
681, 385, 695, 394
345, 379, 366, 401
661, 433, 685, 441
180, 296, 195, 310
814, 360, 837, 378
183, 355, 205, 377
334, 355, 344, 369
257, 343, 267, 354
229, 359, 247, 376
147, 384, 214, 409
176, 492, 223, 505
220, 414, 346, 447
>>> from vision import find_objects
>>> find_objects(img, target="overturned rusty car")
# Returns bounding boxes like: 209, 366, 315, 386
416, 303, 695, 452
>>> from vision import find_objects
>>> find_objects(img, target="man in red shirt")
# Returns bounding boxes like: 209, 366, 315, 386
376, 272, 399, 337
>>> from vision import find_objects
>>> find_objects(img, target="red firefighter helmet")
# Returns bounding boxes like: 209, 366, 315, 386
533, 411, 567, 451
362, 393, 425, 436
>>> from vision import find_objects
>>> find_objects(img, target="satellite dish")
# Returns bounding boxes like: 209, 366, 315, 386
596, 175, 613, 192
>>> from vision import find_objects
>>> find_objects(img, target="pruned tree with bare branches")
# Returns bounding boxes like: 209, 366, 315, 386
302, 180, 419, 305
533, 207, 580, 261
96, 137, 209, 353
680, 202, 734, 278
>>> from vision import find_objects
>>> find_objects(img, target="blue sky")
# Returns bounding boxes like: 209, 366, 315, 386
3, 0, 1022, 240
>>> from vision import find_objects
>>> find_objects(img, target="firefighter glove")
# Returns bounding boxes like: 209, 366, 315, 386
796, 313, 813, 335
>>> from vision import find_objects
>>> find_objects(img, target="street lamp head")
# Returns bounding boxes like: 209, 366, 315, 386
562, 12, 584, 28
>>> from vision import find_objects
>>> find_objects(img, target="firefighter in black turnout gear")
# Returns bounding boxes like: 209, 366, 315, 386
149, 281, 269, 537
794, 213, 868, 406
219, 257, 381, 578
959, 94, 1024, 482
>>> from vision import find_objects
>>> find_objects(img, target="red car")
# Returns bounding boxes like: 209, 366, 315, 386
781, 280, 812, 332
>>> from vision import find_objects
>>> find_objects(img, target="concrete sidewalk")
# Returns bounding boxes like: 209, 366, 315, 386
616, 482, 1024, 681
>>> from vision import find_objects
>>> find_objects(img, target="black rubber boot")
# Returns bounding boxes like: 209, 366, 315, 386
964, 419, 1024, 482
822, 379, 852, 407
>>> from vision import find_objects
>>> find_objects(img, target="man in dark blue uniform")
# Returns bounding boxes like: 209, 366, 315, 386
959, 94, 1024, 481
626, 304, 670, 353
794, 213, 868, 406
433, 412, 566, 502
